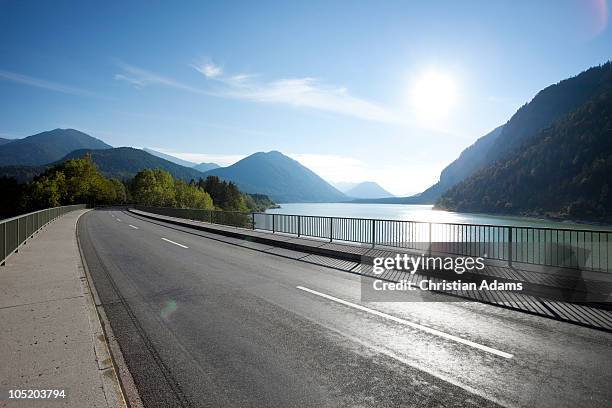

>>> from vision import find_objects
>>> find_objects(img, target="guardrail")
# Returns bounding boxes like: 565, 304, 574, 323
1, 204, 86, 265
133, 206, 612, 273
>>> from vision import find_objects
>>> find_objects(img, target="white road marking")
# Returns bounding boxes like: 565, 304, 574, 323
116, 218, 122, 222
161, 238, 189, 249
296, 286, 513, 359
129, 225, 139, 229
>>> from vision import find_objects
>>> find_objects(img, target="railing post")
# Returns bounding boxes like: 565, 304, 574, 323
428, 222, 432, 255
329, 217, 333, 242
15, 218, 19, 253
508, 227, 513, 267
272, 214, 275, 233
297, 216, 301, 237
371, 219, 376, 248
2, 222, 6, 265
251, 212, 255, 230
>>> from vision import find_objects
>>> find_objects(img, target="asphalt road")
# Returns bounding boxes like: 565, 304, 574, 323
78, 209, 612, 408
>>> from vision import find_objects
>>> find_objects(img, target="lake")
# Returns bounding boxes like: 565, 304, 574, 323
266, 203, 612, 231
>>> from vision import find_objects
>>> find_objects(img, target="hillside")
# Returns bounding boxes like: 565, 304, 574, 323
0, 137, 13, 146
203, 151, 346, 202
0, 128, 111, 166
418, 61, 612, 203
193, 162, 220, 172
437, 90, 612, 222
142, 148, 198, 167
345, 182, 394, 199
61, 147, 206, 181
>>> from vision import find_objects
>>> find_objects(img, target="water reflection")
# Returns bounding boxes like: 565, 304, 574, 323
267, 203, 612, 231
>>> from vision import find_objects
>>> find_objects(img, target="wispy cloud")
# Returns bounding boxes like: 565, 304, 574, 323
192, 61, 401, 123
191, 59, 223, 78
0, 69, 99, 97
114, 63, 206, 94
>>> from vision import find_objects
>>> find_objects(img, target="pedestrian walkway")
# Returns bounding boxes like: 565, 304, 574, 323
0, 210, 124, 408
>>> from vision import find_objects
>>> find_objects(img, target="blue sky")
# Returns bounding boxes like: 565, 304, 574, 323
0, 0, 610, 194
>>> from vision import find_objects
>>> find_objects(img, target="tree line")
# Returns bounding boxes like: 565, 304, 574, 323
0, 156, 275, 219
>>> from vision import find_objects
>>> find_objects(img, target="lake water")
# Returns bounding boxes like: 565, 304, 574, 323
266, 203, 612, 231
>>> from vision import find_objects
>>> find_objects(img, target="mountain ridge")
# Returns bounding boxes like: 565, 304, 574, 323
0, 128, 111, 166
203, 151, 346, 203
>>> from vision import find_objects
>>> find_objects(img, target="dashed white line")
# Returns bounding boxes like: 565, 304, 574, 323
161, 238, 189, 248
129, 225, 139, 229
296, 286, 513, 359
116, 218, 122, 222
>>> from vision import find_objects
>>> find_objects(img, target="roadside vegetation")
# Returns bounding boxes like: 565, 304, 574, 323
0, 156, 275, 219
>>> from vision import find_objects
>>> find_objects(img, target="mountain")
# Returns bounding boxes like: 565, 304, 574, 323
437, 86, 612, 221
0, 137, 14, 146
332, 181, 358, 192
344, 182, 394, 199
0, 128, 111, 166
418, 125, 504, 202
142, 148, 198, 168
202, 151, 346, 202
418, 61, 612, 203
193, 162, 221, 172
60, 147, 206, 181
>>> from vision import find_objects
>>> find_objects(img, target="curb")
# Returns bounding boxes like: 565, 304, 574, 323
76, 211, 144, 408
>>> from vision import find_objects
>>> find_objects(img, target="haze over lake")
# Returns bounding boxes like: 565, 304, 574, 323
267, 203, 612, 231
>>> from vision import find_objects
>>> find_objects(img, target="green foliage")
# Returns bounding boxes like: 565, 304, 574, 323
197, 176, 248, 211
244, 193, 278, 212
437, 90, 612, 222
27, 156, 127, 209
131, 169, 214, 209
175, 180, 213, 209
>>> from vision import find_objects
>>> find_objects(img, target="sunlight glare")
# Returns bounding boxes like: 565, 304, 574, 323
411, 71, 458, 119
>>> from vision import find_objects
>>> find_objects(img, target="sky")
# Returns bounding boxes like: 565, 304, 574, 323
0, 0, 610, 195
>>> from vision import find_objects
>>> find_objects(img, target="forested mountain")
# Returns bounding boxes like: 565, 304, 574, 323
345, 182, 394, 199
418, 125, 504, 202
418, 62, 612, 203
437, 89, 612, 221
203, 151, 346, 202
0, 129, 111, 166
142, 148, 198, 167
0, 137, 13, 145
61, 147, 206, 181
193, 162, 221, 172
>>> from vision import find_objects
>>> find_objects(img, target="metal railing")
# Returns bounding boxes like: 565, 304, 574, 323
133, 206, 612, 273
1, 204, 86, 265
134, 206, 252, 228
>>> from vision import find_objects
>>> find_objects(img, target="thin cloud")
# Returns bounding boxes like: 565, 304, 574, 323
0, 69, 99, 97
192, 62, 402, 124
115, 63, 207, 94
191, 59, 223, 78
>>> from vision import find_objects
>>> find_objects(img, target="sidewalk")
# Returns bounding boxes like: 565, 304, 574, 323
0, 210, 124, 408
129, 208, 612, 333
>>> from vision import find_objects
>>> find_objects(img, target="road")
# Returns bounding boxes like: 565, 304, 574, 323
77, 209, 612, 408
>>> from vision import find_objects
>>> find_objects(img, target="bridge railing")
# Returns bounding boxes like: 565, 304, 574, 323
1, 204, 87, 265
133, 206, 612, 273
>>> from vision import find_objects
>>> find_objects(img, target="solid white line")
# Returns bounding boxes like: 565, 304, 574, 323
161, 237, 189, 249
129, 225, 139, 229
296, 286, 513, 359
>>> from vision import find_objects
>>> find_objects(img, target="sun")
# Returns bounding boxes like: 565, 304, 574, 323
411, 71, 457, 119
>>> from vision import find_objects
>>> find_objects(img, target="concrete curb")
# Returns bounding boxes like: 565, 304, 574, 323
76, 212, 144, 408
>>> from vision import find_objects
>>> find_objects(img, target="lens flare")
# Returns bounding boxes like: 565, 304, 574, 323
160, 300, 178, 321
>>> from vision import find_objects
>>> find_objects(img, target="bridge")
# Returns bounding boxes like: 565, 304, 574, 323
1, 205, 612, 407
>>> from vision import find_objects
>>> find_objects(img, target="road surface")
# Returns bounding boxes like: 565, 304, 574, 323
77, 209, 612, 408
